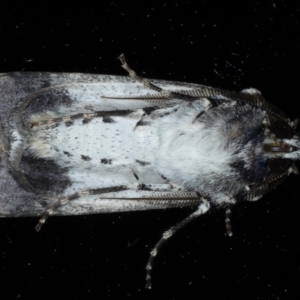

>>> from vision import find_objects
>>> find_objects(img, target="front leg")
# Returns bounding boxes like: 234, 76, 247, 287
113, 54, 200, 102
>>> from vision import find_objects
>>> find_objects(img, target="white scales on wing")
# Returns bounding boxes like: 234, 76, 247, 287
14, 77, 205, 214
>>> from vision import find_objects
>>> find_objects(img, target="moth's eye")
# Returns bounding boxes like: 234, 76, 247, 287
268, 158, 293, 173
270, 120, 293, 139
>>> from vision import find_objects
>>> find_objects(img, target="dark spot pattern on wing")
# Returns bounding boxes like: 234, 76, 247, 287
63, 151, 73, 157
81, 155, 91, 161
136, 160, 150, 166
101, 158, 112, 164
103, 116, 115, 123
20, 150, 71, 194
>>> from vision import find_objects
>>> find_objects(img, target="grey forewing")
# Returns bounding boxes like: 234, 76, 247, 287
0, 73, 205, 217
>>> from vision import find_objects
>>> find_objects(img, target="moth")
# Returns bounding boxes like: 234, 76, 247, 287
0, 55, 299, 288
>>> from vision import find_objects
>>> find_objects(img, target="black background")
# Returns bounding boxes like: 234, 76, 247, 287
1, 1, 300, 299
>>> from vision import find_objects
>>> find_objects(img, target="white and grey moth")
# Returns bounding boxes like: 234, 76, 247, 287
0, 55, 299, 288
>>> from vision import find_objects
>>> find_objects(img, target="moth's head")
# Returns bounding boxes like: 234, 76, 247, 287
244, 115, 299, 201
262, 116, 299, 174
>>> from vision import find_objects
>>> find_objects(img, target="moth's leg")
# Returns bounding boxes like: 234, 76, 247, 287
119, 54, 163, 93
225, 207, 233, 237
191, 98, 221, 123
131, 169, 181, 193
118, 54, 198, 102
35, 186, 127, 231
145, 200, 210, 289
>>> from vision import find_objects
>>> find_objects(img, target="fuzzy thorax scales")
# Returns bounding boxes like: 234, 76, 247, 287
156, 102, 267, 204
28, 100, 266, 206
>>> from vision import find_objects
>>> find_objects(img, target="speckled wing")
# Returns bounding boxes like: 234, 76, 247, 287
0, 72, 207, 217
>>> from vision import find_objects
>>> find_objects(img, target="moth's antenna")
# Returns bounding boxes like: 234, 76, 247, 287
145, 201, 210, 289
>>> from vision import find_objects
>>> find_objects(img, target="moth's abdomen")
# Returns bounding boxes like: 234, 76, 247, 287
25, 109, 166, 196
29, 110, 156, 167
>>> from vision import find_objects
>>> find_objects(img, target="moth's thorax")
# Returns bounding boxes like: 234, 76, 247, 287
155, 102, 268, 203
